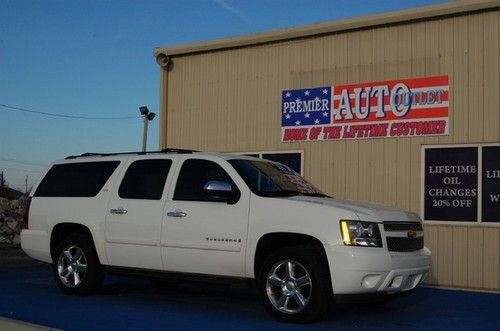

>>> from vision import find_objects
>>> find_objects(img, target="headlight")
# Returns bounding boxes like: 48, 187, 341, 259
340, 220, 382, 247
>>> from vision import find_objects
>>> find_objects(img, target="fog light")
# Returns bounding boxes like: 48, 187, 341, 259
390, 275, 403, 288
361, 274, 381, 289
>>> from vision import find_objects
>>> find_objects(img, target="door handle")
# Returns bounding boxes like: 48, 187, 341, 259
167, 209, 187, 218
110, 208, 128, 215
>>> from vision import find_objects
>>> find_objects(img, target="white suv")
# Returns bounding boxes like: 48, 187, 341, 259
21, 149, 430, 322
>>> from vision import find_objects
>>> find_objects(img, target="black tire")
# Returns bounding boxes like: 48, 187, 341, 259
52, 233, 104, 295
257, 246, 332, 323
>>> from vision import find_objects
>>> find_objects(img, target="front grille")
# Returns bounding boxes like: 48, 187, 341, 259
384, 222, 424, 252
383, 222, 423, 231
386, 237, 424, 252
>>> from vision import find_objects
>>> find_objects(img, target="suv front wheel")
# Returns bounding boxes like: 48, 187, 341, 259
52, 233, 104, 295
258, 247, 332, 323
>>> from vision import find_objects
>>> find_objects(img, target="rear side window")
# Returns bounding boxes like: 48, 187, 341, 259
34, 161, 120, 197
118, 159, 172, 200
173, 159, 234, 201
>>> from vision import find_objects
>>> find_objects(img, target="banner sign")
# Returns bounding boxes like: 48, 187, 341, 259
424, 147, 478, 222
482, 146, 500, 222
281, 76, 449, 142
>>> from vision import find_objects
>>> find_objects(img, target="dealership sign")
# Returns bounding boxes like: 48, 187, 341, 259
281, 76, 449, 142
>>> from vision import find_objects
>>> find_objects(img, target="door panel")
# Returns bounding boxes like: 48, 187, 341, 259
162, 199, 249, 276
161, 157, 250, 277
105, 158, 173, 270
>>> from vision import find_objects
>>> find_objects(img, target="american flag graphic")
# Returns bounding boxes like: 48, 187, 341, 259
281, 87, 331, 127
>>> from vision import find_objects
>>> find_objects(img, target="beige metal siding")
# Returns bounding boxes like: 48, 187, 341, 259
161, 9, 500, 291
424, 225, 500, 290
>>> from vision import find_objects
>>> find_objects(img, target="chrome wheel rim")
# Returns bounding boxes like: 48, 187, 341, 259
266, 259, 312, 314
57, 245, 87, 288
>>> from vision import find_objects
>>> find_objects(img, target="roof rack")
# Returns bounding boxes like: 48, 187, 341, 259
161, 148, 199, 154
65, 148, 198, 159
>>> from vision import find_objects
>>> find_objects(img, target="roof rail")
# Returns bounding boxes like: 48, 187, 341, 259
65, 148, 198, 160
160, 148, 199, 154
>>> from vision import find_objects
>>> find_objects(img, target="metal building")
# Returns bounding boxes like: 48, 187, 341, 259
154, 0, 500, 291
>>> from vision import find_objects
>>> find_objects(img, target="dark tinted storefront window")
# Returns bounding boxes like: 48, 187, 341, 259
482, 146, 500, 222
424, 147, 478, 222
261, 153, 301, 174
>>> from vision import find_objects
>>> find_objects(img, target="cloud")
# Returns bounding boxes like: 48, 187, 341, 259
214, 0, 246, 19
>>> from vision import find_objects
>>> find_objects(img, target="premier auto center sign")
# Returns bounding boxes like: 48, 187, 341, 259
281, 76, 449, 142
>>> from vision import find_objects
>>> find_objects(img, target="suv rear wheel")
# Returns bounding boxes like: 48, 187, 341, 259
257, 247, 331, 323
52, 233, 104, 295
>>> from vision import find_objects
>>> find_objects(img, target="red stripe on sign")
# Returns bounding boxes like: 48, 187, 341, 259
333, 75, 448, 92
334, 107, 449, 124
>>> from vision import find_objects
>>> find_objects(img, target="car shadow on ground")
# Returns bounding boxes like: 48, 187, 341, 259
1, 249, 498, 330
95, 274, 439, 325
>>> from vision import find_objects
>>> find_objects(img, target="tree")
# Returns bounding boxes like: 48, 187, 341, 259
0, 171, 7, 197
0, 171, 6, 188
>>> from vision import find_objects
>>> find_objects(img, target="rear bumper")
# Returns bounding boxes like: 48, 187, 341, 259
20, 229, 52, 263
325, 244, 431, 294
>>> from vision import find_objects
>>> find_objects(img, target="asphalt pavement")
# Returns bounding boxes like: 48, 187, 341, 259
1, 247, 499, 330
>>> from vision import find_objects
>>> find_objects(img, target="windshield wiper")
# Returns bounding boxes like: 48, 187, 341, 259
297, 192, 331, 198
267, 191, 331, 198
262, 190, 300, 197
278, 190, 302, 197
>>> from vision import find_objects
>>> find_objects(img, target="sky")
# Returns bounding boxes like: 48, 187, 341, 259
0, 0, 450, 191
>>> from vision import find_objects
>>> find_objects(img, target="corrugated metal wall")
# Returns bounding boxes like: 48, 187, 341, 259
162, 10, 500, 291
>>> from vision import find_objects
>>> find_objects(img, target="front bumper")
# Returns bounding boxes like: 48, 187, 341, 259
325, 244, 431, 294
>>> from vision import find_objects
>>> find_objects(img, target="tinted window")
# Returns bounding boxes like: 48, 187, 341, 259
119, 159, 172, 200
262, 153, 301, 174
34, 161, 119, 197
229, 159, 326, 198
174, 159, 235, 201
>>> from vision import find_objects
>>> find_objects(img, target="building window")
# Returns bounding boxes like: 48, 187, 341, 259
235, 151, 303, 175
422, 144, 500, 224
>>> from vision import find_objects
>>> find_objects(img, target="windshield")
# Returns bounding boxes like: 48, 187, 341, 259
229, 159, 328, 197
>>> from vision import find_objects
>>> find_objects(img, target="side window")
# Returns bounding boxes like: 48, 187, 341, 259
34, 161, 119, 197
173, 159, 234, 202
119, 159, 172, 200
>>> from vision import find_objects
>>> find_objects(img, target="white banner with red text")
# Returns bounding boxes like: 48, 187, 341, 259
281, 76, 449, 142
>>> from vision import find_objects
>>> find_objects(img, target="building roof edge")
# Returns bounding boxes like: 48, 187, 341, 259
153, 0, 500, 58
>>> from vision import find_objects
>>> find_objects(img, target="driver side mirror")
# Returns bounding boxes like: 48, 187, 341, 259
203, 181, 238, 204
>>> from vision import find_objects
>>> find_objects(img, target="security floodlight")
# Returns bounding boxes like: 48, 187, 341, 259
146, 112, 156, 121
139, 106, 155, 152
156, 53, 171, 68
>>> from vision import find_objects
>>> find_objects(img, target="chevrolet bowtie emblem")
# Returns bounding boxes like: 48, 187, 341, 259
407, 230, 417, 239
